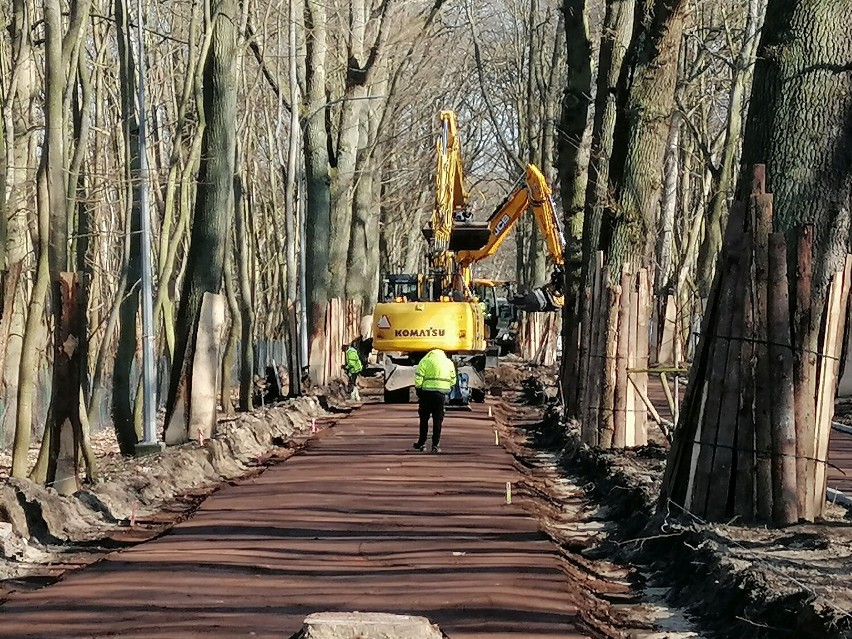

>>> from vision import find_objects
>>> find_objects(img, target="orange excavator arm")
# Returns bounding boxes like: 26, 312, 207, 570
456, 164, 565, 311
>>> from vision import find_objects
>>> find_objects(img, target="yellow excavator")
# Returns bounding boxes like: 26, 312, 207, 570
371, 110, 564, 404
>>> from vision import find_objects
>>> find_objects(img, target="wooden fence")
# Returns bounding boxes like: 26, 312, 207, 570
662, 166, 852, 524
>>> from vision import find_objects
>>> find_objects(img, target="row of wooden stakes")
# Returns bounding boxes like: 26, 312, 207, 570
662, 168, 850, 524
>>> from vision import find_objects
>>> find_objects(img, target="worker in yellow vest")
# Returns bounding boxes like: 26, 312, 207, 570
413, 348, 457, 453
342, 343, 363, 401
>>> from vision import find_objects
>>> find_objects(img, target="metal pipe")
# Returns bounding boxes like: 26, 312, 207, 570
135, 0, 158, 446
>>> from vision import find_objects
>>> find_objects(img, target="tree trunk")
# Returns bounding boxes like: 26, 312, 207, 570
111, 0, 143, 452
11, 170, 48, 478
302, 0, 332, 383
558, 0, 593, 414
604, 0, 687, 278
46, 273, 85, 495
582, 0, 635, 280
283, 0, 300, 397
165, 0, 239, 433
695, 0, 766, 296
234, 173, 254, 408
220, 227, 239, 417
740, 0, 852, 327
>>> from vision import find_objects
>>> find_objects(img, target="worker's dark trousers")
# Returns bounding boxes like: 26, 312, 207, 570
346, 373, 358, 393
417, 390, 448, 447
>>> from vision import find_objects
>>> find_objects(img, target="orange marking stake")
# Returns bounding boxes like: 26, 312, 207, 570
488, 406, 493, 418
311, 418, 318, 434
494, 429, 500, 445
505, 482, 512, 504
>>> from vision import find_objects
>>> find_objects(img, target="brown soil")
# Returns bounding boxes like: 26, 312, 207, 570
0, 392, 344, 589
516, 402, 852, 639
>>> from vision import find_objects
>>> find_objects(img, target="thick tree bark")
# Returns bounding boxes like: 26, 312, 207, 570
302, 0, 332, 383
740, 0, 852, 327
695, 0, 765, 296
283, 0, 301, 397
558, 0, 594, 414
234, 173, 254, 408
604, 0, 687, 279
328, 1, 368, 298
111, 0, 143, 453
166, 0, 239, 428
582, 0, 636, 280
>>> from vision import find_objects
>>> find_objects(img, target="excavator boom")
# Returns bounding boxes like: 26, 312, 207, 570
456, 164, 566, 312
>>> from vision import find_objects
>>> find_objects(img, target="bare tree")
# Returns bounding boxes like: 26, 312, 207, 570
165, 0, 240, 435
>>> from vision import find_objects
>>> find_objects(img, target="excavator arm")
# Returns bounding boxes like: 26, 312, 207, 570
456, 164, 565, 312
429, 110, 468, 276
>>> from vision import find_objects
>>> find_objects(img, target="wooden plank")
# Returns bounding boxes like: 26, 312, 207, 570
658, 294, 677, 365
767, 232, 798, 525
660, 372, 676, 420
734, 265, 756, 521
585, 260, 607, 445
660, 202, 740, 509
814, 257, 852, 515
813, 272, 842, 512
625, 273, 639, 446
636, 269, 650, 446
705, 231, 751, 522
684, 201, 747, 517
613, 271, 632, 448
793, 224, 815, 520
690, 245, 738, 517
600, 281, 621, 449
751, 190, 774, 522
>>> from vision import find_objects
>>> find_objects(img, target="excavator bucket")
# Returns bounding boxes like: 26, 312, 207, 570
422, 222, 492, 252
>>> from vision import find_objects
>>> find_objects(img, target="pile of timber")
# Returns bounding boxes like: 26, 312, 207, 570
579, 255, 651, 448
662, 166, 852, 525
310, 298, 362, 385
518, 312, 560, 366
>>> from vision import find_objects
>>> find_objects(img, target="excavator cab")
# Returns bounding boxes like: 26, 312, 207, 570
473, 279, 520, 356
380, 273, 445, 303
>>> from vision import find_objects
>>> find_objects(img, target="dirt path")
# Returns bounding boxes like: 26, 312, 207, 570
0, 403, 598, 639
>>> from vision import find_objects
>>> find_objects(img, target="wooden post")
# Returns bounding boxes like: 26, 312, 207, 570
813, 258, 852, 516
750, 173, 774, 522
793, 224, 815, 520
689, 242, 738, 516
705, 231, 750, 522
584, 258, 607, 445
625, 273, 639, 446
767, 232, 798, 525
600, 281, 621, 449
734, 270, 756, 521
576, 253, 597, 424
636, 270, 650, 446
658, 294, 677, 364
613, 271, 631, 448
46, 273, 86, 496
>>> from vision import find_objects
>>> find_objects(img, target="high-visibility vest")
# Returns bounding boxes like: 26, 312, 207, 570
415, 350, 457, 393
345, 347, 363, 374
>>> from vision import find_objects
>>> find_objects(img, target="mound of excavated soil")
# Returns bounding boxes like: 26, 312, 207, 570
484, 357, 558, 395
523, 403, 852, 639
0, 392, 349, 584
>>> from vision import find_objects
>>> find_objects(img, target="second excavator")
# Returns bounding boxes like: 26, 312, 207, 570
371, 110, 565, 404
